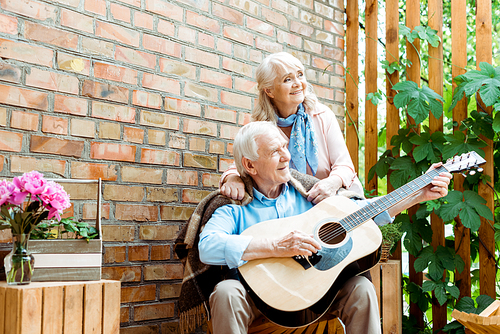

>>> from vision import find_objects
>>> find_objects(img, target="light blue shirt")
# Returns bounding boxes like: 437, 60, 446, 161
198, 183, 392, 269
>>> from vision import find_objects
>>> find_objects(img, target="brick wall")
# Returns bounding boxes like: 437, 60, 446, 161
0, 0, 345, 332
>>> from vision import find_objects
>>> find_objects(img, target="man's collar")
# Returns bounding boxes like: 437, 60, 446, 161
252, 182, 289, 202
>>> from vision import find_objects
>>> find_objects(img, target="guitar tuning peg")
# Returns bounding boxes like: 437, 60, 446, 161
469, 170, 476, 176
461, 172, 467, 177
477, 168, 483, 173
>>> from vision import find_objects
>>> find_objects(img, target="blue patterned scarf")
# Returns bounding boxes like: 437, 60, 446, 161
276, 104, 318, 175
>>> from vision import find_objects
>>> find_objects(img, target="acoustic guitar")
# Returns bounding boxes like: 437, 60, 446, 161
238, 151, 486, 328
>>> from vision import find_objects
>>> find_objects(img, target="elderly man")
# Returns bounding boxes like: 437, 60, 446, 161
199, 121, 452, 334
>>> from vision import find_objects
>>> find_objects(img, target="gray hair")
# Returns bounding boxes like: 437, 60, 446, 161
233, 121, 280, 178
252, 52, 319, 123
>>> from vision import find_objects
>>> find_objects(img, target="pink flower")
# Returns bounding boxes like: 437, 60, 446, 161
40, 181, 71, 220
13, 171, 47, 196
0, 180, 17, 206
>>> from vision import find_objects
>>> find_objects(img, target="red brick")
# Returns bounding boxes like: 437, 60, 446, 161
189, 137, 205, 151
121, 166, 162, 184
143, 34, 182, 58
92, 101, 136, 123
177, 0, 209, 11
71, 118, 95, 138
223, 26, 253, 46
222, 58, 252, 77
164, 97, 201, 117
57, 53, 91, 75
142, 73, 180, 95
129, 245, 149, 262
134, 11, 153, 30
151, 245, 170, 261
168, 133, 186, 149
202, 173, 221, 187
185, 47, 219, 68
247, 17, 274, 36
24, 22, 78, 50
84, 0, 106, 16
54, 95, 88, 116
101, 266, 141, 282
157, 19, 175, 36
0, 107, 6, 126
123, 126, 144, 143
121, 285, 156, 303
140, 148, 180, 166
255, 36, 283, 53
132, 90, 161, 109
146, 187, 178, 203
0, 155, 4, 172
182, 188, 212, 203
166, 169, 198, 186
185, 82, 218, 102
90, 142, 136, 162
217, 39, 232, 55
26, 68, 79, 94
304, 40, 322, 55
205, 106, 237, 123
0, 38, 52, 67
103, 246, 126, 264
147, 129, 165, 146
11, 110, 38, 131
238, 111, 252, 125
208, 140, 224, 154
120, 307, 129, 324
325, 20, 344, 36
278, 30, 302, 48
96, 21, 139, 47
61, 8, 93, 34
221, 91, 252, 110
0, 130, 22, 152
200, 68, 232, 88
290, 20, 314, 37
110, 3, 131, 23
140, 110, 179, 130
234, 78, 258, 95
42, 115, 68, 135
0, 0, 57, 21
219, 158, 234, 172
30, 135, 84, 157
115, 204, 158, 221
198, 32, 215, 49
186, 11, 220, 33
0, 13, 17, 35
101, 225, 135, 242
145, 0, 183, 21
10, 156, 66, 176
104, 184, 144, 201
144, 264, 183, 281
115, 46, 156, 69
83, 80, 129, 104
0, 62, 21, 84
61, 183, 98, 200
82, 37, 114, 58
82, 202, 110, 220
184, 153, 217, 170
52, 0, 80, 8
99, 121, 121, 139
177, 26, 196, 44
94, 62, 138, 85
220, 124, 240, 140
273, 0, 298, 15
71, 161, 118, 180
159, 58, 196, 79
134, 303, 175, 321
212, 3, 243, 24
317, 31, 334, 45
183, 119, 217, 136
117, 0, 141, 7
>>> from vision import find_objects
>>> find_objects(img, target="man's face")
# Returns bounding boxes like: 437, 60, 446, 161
250, 130, 291, 189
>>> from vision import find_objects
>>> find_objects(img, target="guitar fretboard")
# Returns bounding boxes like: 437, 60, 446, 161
340, 166, 448, 231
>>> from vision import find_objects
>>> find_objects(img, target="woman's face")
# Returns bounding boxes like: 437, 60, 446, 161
265, 64, 308, 118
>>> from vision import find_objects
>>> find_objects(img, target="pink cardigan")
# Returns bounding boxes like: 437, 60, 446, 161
220, 103, 364, 196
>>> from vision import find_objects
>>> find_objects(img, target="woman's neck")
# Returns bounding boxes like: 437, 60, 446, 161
275, 103, 300, 119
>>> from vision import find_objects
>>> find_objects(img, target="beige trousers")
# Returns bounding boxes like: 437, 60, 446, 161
209, 276, 381, 334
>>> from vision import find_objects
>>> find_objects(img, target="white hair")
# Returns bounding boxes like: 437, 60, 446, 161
233, 121, 280, 178
252, 52, 319, 123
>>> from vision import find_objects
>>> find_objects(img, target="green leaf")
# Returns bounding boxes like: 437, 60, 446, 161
367, 91, 383, 106
446, 284, 460, 299
393, 81, 444, 125
492, 112, 500, 132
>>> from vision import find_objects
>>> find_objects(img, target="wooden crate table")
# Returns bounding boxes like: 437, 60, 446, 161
0, 280, 120, 334
452, 300, 500, 334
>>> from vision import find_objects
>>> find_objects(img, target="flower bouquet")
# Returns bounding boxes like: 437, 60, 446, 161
0, 171, 71, 285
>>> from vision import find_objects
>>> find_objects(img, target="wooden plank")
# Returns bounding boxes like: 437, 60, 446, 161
20, 287, 42, 334
64, 284, 84, 333
42, 285, 64, 334
364, 0, 378, 194
5, 287, 21, 334
369, 264, 381, 311
102, 280, 120, 334
345, 0, 359, 172
29, 239, 102, 254
451, 0, 471, 300
33, 253, 101, 268
0, 286, 5, 334
382, 260, 402, 334
84, 281, 103, 334
476, 0, 496, 300
32, 267, 101, 282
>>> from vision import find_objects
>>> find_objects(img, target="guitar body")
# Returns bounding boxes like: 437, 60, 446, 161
238, 195, 382, 327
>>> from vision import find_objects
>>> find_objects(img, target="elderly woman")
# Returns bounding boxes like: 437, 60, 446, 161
220, 52, 363, 204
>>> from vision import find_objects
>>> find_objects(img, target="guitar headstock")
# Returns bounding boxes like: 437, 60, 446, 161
443, 151, 486, 175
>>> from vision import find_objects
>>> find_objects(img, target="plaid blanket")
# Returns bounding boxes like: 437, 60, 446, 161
174, 170, 345, 334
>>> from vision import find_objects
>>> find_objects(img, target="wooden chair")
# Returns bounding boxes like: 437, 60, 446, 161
207, 314, 344, 334
452, 300, 500, 334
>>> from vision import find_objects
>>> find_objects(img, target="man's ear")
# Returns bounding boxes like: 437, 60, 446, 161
242, 157, 257, 176
264, 88, 274, 99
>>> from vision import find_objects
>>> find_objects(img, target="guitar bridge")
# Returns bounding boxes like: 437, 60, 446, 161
292, 253, 322, 270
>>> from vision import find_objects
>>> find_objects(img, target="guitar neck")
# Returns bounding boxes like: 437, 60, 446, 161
340, 166, 448, 230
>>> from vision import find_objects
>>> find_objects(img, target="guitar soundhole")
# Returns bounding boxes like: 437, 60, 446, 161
318, 222, 346, 245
